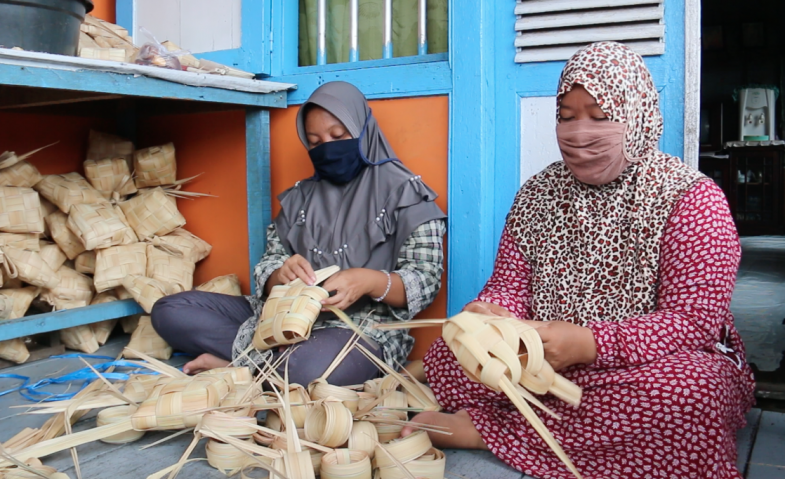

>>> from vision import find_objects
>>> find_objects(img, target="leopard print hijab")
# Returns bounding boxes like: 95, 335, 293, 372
506, 42, 706, 325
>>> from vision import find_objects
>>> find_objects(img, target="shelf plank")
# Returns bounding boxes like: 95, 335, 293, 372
0, 54, 288, 109
0, 300, 143, 342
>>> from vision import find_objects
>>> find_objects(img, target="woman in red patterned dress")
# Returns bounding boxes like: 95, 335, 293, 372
402, 42, 756, 478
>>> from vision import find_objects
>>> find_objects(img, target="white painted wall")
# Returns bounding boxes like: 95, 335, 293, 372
520, 96, 562, 185
134, 0, 242, 54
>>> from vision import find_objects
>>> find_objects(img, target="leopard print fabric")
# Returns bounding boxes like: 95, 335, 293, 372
507, 42, 707, 325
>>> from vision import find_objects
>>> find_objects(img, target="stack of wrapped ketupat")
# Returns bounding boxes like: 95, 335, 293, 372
0, 132, 241, 364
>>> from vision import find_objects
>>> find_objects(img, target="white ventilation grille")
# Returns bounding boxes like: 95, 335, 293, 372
515, 0, 665, 64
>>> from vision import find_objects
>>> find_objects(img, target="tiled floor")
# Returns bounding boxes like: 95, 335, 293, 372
0, 340, 783, 478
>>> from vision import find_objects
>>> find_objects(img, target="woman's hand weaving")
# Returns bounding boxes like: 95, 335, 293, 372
524, 320, 597, 371
321, 268, 373, 310
276, 254, 317, 285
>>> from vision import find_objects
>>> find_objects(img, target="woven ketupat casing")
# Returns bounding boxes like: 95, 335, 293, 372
84, 158, 138, 200
134, 143, 176, 188
86, 130, 134, 167
124, 316, 172, 360
94, 243, 147, 292
2, 245, 59, 289
122, 274, 174, 314
0, 161, 43, 188
0, 187, 44, 234
67, 203, 131, 251
146, 245, 194, 293
41, 265, 94, 310
119, 188, 185, 240
252, 284, 329, 350
34, 173, 107, 214
196, 274, 242, 296
46, 211, 86, 260
130, 371, 235, 430
149, 228, 211, 263
75, 251, 96, 274
0, 233, 39, 251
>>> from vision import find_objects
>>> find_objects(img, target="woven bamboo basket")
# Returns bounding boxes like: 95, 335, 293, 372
38, 241, 66, 273
89, 291, 120, 345
60, 325, 99, 354
94, 243, 147, 292
118, 187, 186, 240
309, 379, 360, 414
34, 173, 107, 214
195, 274, 242, 296
40, 265, 94, 310
0, 292, 11, 320
67, 202, 131, 251
349, 421, 378, 459
121, 275, 174, 314
97, 406, 145, 444
130, 371, 234, 430
74, 251, 96, 274
201, 411, 257, 439
149, 227, 212, 263
122, 374, 160, 403
2, 246, 59, 289
320, 449, 372, 479
84, 158, 138, 201
369, 411, 403, 443
124, 316, 172, 360
252, 284, 329, 350
113, 205, 139, 245
304, 400, 353, 447
372, 430, 432, 470
380, 391, 409, 421
271, 451, 316, 479
0, 233, 39, 251
363, 378, 382, 396
206, 438, 253, 475
146, 244, 195, 293
3, 464, 69, 479
46, 211, 86, 260
0, 187, 44, 234
0, 161, 42, 188
441, 313, 582, 478
376, 447, 445, 479
86, 130, 134, 168
133, 143, 177, 188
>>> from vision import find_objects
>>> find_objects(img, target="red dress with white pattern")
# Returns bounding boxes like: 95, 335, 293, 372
424, 180, 756, 479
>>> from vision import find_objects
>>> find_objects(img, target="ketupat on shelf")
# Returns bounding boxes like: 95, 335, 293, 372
0, 47, 293, 345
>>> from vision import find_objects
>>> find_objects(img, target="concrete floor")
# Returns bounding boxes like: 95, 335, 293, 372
732, 236, 785, 372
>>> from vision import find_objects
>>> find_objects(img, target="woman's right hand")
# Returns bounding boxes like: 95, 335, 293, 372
463, 301, 515, 318
274, 255, 317, 286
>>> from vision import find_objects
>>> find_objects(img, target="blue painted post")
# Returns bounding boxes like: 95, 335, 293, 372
246, 109, 272, 295
115, 0, 134, 32
448, 0, 497, 315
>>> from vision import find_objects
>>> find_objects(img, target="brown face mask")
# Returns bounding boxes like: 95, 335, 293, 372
556, 120, 631, 185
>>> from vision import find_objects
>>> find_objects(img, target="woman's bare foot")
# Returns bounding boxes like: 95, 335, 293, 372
401, 410, 488, 450
182, 353, 229, 375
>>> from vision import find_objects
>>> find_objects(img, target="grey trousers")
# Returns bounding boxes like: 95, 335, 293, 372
151, 291, 383, 386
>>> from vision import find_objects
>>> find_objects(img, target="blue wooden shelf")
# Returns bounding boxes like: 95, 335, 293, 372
0, 50, 289, 345
0, 300, 144, 342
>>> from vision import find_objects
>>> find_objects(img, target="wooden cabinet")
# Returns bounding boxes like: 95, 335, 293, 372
699, 146, 785, 236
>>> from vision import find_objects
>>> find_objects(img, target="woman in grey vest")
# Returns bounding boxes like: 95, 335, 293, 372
152, 81, 446, 386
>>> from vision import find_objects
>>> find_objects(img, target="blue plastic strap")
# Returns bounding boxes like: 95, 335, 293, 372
0, 374, 30, 398
16, 360, 159, 402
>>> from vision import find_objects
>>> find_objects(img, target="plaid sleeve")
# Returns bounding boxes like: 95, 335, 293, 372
390, 219, 446, 321
248, 224, 290, 314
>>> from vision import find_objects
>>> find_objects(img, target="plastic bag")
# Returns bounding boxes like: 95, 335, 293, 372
133, 27, 186, 71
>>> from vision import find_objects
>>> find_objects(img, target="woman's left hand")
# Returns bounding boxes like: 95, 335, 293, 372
321, 268, 375, 311
523, 320, 597, 371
